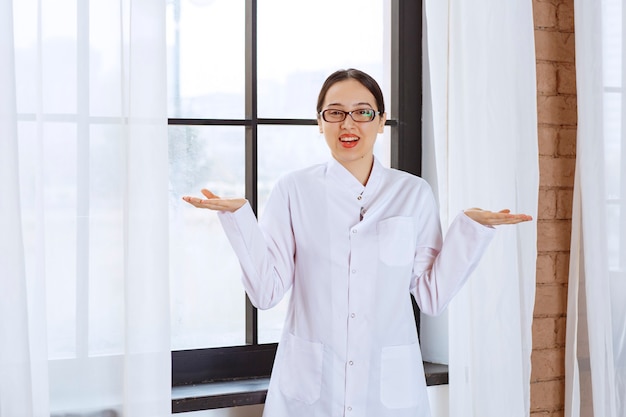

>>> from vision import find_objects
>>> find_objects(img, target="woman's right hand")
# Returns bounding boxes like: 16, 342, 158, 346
182, 189, 247, 213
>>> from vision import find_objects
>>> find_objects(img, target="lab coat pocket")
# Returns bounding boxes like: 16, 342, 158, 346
278, 332, 324, 404
380, 343, 424, 409
377, 217, 415, 266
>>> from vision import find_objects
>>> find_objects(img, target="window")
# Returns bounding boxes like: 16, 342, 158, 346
168, 0, 422, 411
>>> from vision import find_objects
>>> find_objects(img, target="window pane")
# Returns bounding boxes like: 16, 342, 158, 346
89, 1, 124, 118
602, 0, 622, 87
166, 0, 245, 119
14, 0, 79, 115
256, 125, 390, 342
41, 0, 77, 114
257, 0, 390, 119
169, 126, 247, 349
256, 125, 328, 343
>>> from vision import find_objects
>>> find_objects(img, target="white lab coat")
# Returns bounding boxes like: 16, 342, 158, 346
218, 157, 495, 417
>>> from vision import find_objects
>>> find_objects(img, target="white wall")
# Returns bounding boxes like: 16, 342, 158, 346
181, 385, 449, 417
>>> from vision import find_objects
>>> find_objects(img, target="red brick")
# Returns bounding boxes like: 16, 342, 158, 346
537, 95, 577, 126
536, 253, 557, 284
535, 30, 576, 63
534, 284, 568, 316
537, 220, 572, 252
533, 317, 561, 349
538, 188, 558, 219
531, 410, 565, 417
557, 127, 577, 156
534, 2, 558, 29
557, 63, 577, 94
532, 1, 573, 413
530, 379, 565, 411
555, 253, 570, 283
556, 189, 574, 219
539, 156, 575, 187
538, 125, 559, 156
537, 62, 558, 94
555, 316, 567, 346
531, 348, 566, 381
557, 2, 575, 32
539, 156, 575, 189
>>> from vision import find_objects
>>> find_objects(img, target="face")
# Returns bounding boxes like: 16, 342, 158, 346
318, 79, 386, 171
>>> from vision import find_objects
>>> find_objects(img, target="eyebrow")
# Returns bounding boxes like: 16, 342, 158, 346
325, 101, 374, 108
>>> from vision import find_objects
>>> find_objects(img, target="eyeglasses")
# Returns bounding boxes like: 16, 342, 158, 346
319, 108, 380, 123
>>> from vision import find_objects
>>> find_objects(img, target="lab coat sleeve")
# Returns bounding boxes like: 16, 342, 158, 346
217, 181, 295, 310
410, 210, 496, 316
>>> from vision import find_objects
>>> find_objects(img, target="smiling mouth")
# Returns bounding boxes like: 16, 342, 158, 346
339, 135, 359, 143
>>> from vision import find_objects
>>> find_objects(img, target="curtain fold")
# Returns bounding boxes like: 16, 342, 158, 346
423, 1, 538, 416
123, 2, 170, 415
566, 0, 625, 416
0, 2, 37, 415
0, 0, 170, 416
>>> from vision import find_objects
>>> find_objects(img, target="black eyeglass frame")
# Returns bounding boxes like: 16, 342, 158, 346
319, 108, 382, 123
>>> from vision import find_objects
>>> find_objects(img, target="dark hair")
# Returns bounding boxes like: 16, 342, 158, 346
316, 68, 385, 115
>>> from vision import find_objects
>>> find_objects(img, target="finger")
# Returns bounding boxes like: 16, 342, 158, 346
479, 213, 517, 223
182, 196, 205, 207
201, 189, 220, 199
182, 195, 215, 207
507, 213, 532, 221
491, 214, 533, 225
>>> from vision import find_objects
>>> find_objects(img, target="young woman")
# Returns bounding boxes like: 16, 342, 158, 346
183, 68, 531, 417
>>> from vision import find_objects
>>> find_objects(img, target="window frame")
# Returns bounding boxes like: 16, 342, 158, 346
170, 0, 424, 411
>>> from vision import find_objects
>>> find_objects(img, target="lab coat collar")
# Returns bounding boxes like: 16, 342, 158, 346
326, 156, 383, 202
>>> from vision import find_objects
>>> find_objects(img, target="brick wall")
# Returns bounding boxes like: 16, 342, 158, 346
531, 0, 576, 416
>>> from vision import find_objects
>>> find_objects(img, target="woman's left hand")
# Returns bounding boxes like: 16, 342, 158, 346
463, 208, 533, 226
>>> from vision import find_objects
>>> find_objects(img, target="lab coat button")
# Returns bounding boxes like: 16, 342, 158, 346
349, 360, 354, 366
351, 229, 357, 234
347, 406, 353, 412
351, 269, 356, 274
350, 313, 356, 318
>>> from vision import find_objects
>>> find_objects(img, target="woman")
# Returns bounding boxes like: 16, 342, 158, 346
183, 68, 531, 417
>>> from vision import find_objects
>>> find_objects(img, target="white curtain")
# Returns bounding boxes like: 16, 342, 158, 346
565, 0, 626, 416
0, 0, 170, 416
422, 1, 538, 416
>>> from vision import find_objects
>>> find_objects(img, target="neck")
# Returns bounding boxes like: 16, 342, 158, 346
340, 155, 374, 186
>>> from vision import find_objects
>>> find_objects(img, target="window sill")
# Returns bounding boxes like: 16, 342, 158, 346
171, 362, 448, 413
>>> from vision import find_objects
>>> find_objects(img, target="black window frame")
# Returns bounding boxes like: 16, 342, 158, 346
170, 0, 425, 412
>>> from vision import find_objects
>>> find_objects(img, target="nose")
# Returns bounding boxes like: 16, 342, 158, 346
340, 114, 356, 129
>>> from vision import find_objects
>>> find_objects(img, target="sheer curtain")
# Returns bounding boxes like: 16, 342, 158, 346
0, 0, 170, 416
565, 0, 626, 416
422, 1, 538, 416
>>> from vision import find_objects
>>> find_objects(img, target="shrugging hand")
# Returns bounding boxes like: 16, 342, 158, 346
182, 189, 247, 213
463, 208, 532, 226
